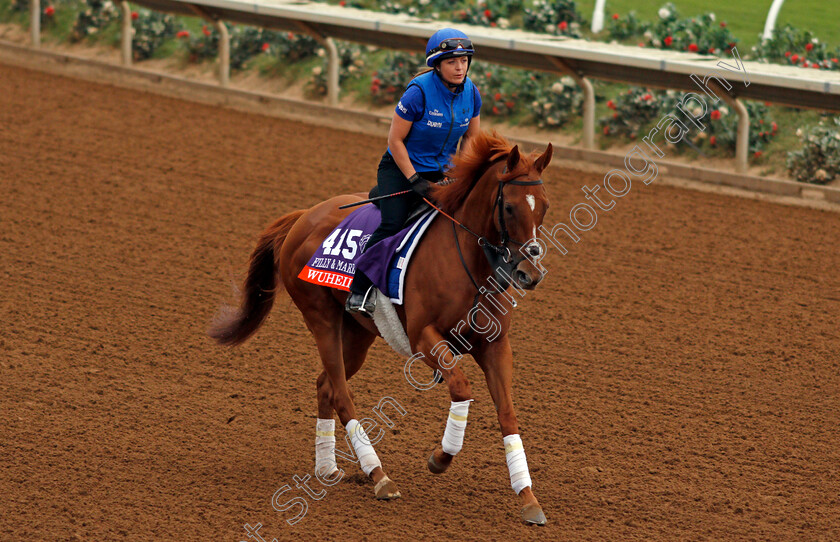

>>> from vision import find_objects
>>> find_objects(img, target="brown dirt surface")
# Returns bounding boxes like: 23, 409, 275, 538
2, 61, 840, 541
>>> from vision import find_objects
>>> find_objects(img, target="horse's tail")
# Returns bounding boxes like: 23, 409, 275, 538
208, 209, 305, 346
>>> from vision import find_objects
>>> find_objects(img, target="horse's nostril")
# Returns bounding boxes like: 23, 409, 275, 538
515, 270, 532, 287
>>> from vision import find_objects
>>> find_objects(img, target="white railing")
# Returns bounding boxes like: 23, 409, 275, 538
25, 0, 840, 174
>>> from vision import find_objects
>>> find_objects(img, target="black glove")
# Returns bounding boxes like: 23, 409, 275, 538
407, 173, 431, 197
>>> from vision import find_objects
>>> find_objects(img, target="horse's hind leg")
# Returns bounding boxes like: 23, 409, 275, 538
341, 315, 400, 499
308, 308, 400, 499
313, 315, 377, 484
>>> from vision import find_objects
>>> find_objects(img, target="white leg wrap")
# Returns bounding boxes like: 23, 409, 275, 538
346, 419, 382, 476
504, 434, 532, 495
315, 418, 338, 477
441, 399, 472, 455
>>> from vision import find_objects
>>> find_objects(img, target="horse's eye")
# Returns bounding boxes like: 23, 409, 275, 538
504, 203, 514, 214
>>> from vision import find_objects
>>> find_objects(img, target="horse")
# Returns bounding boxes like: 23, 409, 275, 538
209, 130, 553, 525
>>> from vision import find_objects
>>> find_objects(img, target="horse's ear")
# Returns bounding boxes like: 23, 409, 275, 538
534, 143, 553, 173
506, 145, 520, 173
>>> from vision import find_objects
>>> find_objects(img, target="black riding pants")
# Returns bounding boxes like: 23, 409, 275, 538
349, 152, 443, 294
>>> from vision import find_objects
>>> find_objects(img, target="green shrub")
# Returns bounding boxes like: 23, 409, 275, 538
600, 87, 664, 138
522, 0, 584, 37
132, 9, 175, 61
370, 52, 422, 105
308, 42, 367, 97
752, 24, 840, 71
787, 118, 840, 184
71, 0, 117, 41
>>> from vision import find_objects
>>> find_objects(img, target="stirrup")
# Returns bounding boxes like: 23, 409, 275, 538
345, 286, 376, 318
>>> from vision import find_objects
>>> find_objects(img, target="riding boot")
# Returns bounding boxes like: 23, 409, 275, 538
346, 271, 376, 317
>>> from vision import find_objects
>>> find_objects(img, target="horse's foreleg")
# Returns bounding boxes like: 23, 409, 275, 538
476, 336, 546, 526
414, 326, 474, 474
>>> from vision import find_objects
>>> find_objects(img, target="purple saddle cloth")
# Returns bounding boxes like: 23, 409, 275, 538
297, 204, 437, 304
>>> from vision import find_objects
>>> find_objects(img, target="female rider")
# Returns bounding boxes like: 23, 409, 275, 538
346, 28, 482, 316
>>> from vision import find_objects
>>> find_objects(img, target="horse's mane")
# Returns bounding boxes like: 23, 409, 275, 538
431, 130, 530, 214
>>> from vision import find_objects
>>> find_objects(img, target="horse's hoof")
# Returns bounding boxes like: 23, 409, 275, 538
427, 451, 448, 474
521, 503, 547, 526
374, 476, 401, 500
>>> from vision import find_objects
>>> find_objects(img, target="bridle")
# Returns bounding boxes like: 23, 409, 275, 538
490, 173, 544, 264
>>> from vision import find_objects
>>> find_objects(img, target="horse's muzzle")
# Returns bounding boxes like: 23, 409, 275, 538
513, 261, 543, 290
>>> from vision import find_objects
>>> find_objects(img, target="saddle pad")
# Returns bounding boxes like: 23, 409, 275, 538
357, 208, 437, 304
297, 204, 437, 302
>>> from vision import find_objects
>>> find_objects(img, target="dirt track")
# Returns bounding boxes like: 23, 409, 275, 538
2, 62, 840, 541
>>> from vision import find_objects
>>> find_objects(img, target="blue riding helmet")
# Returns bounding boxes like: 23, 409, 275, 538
425, 28, 475, 67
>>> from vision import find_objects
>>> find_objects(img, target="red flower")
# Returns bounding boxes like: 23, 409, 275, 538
709, 135, 717, 146
664, 36, 673, 47
803, 61, 810, 68
558, 21, 568, 31
612, 13, 619, 20
612, 112, 618, 118
708, 48, 715, 54
771, 122, 778, 132
44, 6, 54, 16
494, 92, 502, 101
759, 119, 764, 124
764, 101, 772, 106
484, 9, 492, 18
202, 25, 211, 37
784, 51, 791, 57
710, 110, 721, 120
505, 101, 514, 109
492, 106, 500, 115
812, 64, 820, 69
754, 151, 762, 158
339, 0, 346, 5
643, 93, 652, 101
607, 99, 616, 109
372, 78, 381, 85
176, 30, 190, 39
131, 11, 138, 20
638, 42, 645, 47
791, 54, 799, 62
805, 43, 814, 51
720, 22, 727, 28
688, 43, 698, 52
490, 22, 497, 27
485, 72, 492, 78
603, 126, 610, 135
386, 85, 396, 93
833, 58, 839, 63
287, 33, 294, 40
261, 42, 270, 52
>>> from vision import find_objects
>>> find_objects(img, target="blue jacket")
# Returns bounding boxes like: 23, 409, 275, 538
388, 71, 478, 173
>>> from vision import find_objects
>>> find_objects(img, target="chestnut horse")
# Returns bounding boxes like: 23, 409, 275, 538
209, 131, 552, 525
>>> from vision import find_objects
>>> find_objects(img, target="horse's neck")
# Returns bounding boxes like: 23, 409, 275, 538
455, 166, 500, 243
452, 166, 500, 273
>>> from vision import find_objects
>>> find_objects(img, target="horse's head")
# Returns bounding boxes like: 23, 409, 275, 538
491, 143, 552, 290
433, 131, 553, 292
